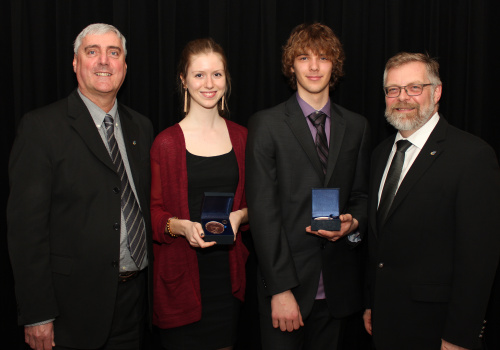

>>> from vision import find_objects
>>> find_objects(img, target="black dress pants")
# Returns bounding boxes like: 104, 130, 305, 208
54, 270, 147, 350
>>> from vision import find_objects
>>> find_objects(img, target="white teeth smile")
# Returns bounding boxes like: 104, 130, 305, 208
202, 92, 216, 98
95, 72, 111, 76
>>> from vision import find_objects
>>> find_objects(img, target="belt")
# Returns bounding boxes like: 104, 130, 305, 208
118, 269, 143, 283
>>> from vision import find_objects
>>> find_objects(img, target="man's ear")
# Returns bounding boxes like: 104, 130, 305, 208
433, 84, 442, 104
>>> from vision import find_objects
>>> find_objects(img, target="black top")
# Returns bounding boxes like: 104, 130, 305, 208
186, 148, 239, 299
186, 149, 239, 223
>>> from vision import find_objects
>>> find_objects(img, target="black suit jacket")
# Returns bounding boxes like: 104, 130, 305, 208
367, 117, 500, 350
246, 95, 370, 319
7, 90, 154, 348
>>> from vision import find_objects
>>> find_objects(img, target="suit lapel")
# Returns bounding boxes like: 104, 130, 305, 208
384, 118, 448, 223
119, 105, 143, 191
67, 90, 116, 172
324, 104, 346, 186
284, 96, 325, 180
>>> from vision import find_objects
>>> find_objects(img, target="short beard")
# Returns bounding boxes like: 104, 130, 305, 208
385, 95, 436, 132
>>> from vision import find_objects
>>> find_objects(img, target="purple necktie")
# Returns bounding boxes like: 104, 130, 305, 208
308, 111, 329, 174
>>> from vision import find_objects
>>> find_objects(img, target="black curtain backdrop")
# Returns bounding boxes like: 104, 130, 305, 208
2, 0, 499, 349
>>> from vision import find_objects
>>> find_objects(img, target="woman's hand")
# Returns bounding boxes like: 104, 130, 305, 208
167, 218, 216, 248
228, 208, 248, 241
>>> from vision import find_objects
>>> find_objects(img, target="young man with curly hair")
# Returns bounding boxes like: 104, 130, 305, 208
246, 23, 370, 350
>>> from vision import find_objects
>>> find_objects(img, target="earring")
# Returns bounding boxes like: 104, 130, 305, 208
184, 88, 188, 113
221, 95, 225, 111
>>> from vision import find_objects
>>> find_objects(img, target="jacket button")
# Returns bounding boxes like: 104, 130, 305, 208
111, 260, 118, 268
113, 187, 120, 194
113, 222, 120, 230
378, 262, 384, 268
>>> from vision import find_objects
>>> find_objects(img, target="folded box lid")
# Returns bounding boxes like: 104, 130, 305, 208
201, 192, 234, 218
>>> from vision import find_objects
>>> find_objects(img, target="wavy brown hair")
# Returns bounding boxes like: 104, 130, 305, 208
282, 23, 345, 90
178, 38, 231, 117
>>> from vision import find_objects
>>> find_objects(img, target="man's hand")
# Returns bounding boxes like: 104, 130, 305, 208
363, 309, 372, 335
306, 214, 359, 241
441, 339, 469, 350
271, 290, 304, 332
25, 322, 55, 350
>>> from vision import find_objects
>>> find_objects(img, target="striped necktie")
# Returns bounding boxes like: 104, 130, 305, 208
308, 111, 329, 174
104, 115, 146, 267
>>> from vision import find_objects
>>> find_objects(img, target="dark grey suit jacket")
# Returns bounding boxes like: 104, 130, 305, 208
367, 117, 500, 350
246, 94, 370, 319
7, 90, 154, 348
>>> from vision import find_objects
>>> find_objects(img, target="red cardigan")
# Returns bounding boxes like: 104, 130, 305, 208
150, 119, 249, 329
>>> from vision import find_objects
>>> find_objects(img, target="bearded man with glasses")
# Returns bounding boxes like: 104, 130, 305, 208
363, 52, 500, 350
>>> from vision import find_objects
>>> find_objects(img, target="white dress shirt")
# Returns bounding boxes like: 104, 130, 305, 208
378, 113, 440, 206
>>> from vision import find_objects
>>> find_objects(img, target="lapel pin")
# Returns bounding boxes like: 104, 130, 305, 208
430, 151, 436, 155
132, 141, 137, 146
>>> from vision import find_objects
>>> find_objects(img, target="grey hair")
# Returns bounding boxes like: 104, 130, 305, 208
383, 52, 441, 87
73, 23, 127, 56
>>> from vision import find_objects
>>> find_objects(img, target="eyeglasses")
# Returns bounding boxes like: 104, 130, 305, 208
383, 83, 433, 98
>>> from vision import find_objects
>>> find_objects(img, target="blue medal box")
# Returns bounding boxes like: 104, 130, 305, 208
311, 188, 340, 231
201, 192, 235, 245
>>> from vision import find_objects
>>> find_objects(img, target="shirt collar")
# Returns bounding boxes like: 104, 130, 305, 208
296, 92, 331, 118
77, 89, 119, 128
395, 112, 440, 149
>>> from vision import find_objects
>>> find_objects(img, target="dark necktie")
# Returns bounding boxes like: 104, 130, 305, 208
308, 111, 329, 174
104, 115, 146, 267
377, 139, 412, 228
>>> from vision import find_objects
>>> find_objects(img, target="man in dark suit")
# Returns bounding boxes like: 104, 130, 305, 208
246, 23, 370, 350
7, 23, 154, 350
363, 52, 500, 350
